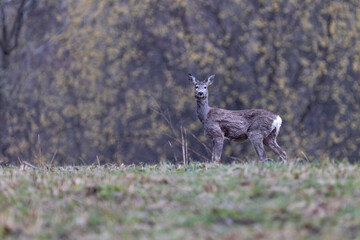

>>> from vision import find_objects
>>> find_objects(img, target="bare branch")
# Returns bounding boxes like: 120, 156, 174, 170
50, 150, 58, 167
0, 2, 8, 51
23, 160, 42, 170
9, 0, 26, 51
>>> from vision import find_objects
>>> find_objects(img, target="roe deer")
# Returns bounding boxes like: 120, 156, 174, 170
188, 73, 287, 163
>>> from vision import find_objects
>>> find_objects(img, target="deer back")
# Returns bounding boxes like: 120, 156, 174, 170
204, 108, 278, 141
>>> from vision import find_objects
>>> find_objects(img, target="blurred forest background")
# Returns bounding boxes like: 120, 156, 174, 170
0, 0, 359, 165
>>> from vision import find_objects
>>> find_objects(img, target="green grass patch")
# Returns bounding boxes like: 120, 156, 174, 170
0, 161, 360, 239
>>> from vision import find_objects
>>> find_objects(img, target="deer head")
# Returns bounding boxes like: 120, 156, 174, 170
188, 74, 215, 100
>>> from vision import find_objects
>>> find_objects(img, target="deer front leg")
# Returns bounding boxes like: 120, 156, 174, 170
212, 137, 224, 163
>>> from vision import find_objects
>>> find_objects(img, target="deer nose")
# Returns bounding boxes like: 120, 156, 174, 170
198, 91, 203, 96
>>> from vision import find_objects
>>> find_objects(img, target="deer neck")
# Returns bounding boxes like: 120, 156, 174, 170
196, 97, 210, 124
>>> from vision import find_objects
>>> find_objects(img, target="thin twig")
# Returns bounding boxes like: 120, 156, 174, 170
181, 126, 186, 165
185, 128, 188, 164
78, 157, 86, 165
188, 131, 212, 154
50, 150, 58, 167
301, 151, 310, 162
23, 161, 42, 170
151, 96, 211, 162
96, 155, 101, 167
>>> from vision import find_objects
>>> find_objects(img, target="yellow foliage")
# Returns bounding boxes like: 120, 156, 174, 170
1, 0, 359, 164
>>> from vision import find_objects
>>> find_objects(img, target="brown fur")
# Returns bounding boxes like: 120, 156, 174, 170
189, 73, 287, 163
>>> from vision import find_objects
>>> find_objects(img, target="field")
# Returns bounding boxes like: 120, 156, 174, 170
1, 161, 360, 240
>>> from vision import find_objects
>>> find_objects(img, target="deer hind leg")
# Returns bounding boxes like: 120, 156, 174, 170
248, 131, 267, 162
263, 129, 287, 162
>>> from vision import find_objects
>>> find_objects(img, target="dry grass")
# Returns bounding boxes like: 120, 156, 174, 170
1, 161, 360, 239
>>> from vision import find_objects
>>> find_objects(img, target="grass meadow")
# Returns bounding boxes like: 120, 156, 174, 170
1, 160, 360, 239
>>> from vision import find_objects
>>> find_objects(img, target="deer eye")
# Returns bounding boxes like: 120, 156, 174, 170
204, 87, 207, 89
195, 86, 199, 89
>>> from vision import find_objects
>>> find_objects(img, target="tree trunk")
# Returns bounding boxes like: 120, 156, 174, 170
0, 71, 9, 160
0, 0, 28, 162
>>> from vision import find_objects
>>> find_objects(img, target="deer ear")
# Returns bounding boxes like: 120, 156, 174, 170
188, 73, 197, 85
206, 74, 215, 86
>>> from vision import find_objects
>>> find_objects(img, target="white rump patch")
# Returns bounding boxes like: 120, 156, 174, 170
271, 115, 282, 135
